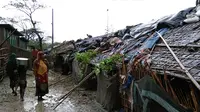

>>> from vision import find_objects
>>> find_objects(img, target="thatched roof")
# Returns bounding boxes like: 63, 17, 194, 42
51, 41, 75, 55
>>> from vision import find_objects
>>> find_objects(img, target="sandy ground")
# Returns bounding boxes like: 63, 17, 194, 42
0, 70, 107, 112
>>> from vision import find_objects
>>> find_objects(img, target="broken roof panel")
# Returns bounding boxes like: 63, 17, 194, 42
151, 21, 200, 81
51, 41, 75, 55
162, 22, 200, 46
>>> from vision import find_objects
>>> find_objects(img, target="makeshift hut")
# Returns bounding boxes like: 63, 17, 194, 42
70, 4, 200, 112
50, 40, 75, 73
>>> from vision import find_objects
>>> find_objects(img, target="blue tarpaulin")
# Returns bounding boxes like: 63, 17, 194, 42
128, 28, 168, 63
140, 28, 168, 49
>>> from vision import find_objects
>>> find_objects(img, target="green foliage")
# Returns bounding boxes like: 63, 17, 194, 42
75, 50, 98, 79
95, 54, 122, 75
75, 50, 97, 64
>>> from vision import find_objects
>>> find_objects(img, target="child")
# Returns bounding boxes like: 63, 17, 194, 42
17, 65, 27, 101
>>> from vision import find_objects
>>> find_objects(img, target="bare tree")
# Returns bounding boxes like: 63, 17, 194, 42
3, 0, 46, 50
0, 17, 37, 40
0, 16, 7, 23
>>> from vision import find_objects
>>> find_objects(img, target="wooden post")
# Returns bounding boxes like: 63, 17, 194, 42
52, 8, 54, 50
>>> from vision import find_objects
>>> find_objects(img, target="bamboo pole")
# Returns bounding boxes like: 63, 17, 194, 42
156, 32, 200, 91
53, 70, 95, 110
163, 68, 169, 93
168, 82, 179, 103
190, 84, 199, 111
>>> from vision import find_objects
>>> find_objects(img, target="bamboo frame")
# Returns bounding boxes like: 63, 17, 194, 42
190, 84, 199, 112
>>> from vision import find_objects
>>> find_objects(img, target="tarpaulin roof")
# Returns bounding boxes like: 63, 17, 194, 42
62, 6, 200, 81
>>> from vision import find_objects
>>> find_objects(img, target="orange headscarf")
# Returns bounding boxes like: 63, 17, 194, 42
36, 51, 47, 75
37, 51, 44, 60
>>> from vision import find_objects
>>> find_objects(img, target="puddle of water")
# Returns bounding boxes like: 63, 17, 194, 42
43, 93, 61, 104
56, 103, 76, 112
22, 101, 36, 111
35, 102, 45, 112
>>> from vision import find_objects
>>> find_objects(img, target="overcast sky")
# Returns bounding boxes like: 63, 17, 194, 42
0, 0, 195, 42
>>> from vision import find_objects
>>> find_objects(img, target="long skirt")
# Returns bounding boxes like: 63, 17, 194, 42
8, 72, 18, 89
35, 79, 49, 97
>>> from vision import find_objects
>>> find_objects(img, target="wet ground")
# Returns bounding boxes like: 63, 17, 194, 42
0, 70, 107, 112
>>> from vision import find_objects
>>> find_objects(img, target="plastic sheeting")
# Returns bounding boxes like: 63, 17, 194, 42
130, 22, 155, 39
129, 17, 169, 39
140, 28, 168, 49
76, 36, 105, 52
72, 59, 82, 83
126, 7, 195, 40
156, 7, 195, 30
96, 72, 120, 112
128, 28, 168, 63
133, 75, 191, 112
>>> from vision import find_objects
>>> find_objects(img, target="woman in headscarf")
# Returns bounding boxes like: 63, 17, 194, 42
6, 53, 18, 96
33, 51, 49, 101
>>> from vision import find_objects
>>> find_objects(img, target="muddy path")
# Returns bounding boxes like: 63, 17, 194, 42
0, 70, 107, 112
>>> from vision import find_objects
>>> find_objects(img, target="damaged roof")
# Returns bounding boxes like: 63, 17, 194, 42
60, 6, 200, 81
51, 40, 75, 55
151, 22, 200, 81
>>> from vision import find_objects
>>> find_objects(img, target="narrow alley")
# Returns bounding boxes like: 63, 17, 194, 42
0, 70, 107, 112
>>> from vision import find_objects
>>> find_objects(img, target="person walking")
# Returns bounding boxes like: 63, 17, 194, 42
6, 53, 18, 96
33, 51, 49, 101
17, 64, 28, 101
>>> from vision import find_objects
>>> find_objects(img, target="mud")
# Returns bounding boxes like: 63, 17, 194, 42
0, 70, 107, 112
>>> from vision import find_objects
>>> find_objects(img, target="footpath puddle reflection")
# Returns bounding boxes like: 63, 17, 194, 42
35, 101, 45, 112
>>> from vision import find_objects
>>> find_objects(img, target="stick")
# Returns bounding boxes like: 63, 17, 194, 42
53, 70, 95, 110
151, 71, 164, 89
163, 68, 169, 93
168, 82, 179, 103
49, 77, 67, 87
190, 84, 199, 111
156, 32, 200, 91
